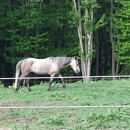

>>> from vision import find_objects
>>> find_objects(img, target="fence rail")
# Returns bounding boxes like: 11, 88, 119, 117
0, 75, 130, 80
1, 105, 130, 109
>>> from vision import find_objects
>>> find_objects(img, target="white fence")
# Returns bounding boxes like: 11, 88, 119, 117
0, 75, 130, 80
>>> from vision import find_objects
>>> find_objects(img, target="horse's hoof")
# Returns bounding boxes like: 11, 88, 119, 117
15, 89, 18, 92
63, 86, 66, 89
28, 89, 31, 92
47, 88, 51, 91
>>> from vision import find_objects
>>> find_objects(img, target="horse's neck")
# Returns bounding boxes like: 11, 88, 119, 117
58, 57, 71, 69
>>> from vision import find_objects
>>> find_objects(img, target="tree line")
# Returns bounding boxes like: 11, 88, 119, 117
0, 0, 130, 84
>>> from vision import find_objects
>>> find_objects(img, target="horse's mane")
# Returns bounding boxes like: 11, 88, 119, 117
49, 57, 72, 67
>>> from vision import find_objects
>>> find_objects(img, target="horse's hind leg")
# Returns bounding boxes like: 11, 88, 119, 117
26, 79, 31, 92
15, 78, 22, 91
22, 79, 26, 87
21, 78, 31, 91
16, 74, 29, 92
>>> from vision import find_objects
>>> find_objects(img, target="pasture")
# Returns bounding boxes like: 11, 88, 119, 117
0, 79, 130, 129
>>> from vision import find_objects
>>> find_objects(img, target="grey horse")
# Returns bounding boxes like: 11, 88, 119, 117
14, 57, 80, 91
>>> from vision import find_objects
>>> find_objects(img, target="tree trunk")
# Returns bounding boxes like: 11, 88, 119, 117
85, 5, 93, 81
73, 0, 94, 82
110, 0, 115, 76
96, 30, 100, 77
73, 0, 87, 82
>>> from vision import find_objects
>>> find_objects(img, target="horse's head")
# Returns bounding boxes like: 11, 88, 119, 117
70, 57, 80, 75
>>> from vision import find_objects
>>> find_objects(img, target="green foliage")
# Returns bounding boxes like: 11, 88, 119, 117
80, 0, 106, 34
6, 1, 48, 60
37, 115, 64, 127
79, 108, 130, 129
114, 0, 130, 65
80, 109, 129, 124
119, 65, 130, 75
0, 0, 79, 77
94, 14, 107, 30
46, 115, 64, 126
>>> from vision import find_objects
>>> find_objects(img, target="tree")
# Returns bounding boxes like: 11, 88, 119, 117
72, 0, 106, 81
114, 0, 130, 67
110, 0, 116, 75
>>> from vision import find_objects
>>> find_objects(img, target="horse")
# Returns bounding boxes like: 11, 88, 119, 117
14, 56, 80, 91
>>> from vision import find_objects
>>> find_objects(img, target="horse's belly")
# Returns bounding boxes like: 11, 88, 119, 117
31, 61, 59, 75
31, 65, 49, 75
36, 69, 48, 75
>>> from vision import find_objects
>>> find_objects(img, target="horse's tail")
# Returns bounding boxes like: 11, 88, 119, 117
14, 60, 23, 89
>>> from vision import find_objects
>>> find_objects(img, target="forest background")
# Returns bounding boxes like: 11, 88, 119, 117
0, 0, 130, 84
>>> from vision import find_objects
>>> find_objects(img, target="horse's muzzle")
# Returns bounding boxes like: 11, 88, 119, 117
75, 69, 80, 75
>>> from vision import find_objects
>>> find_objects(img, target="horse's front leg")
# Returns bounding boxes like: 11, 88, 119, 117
58, 74, 66, 89
48, 76, 54, 91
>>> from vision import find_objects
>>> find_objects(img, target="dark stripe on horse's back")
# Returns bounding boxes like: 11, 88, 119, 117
49, 57, 57, 63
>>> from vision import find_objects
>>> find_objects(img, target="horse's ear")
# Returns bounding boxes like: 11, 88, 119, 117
74, 56, 77, 60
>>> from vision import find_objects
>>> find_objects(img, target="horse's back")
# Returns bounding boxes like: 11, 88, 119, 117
21, 57, 59, 75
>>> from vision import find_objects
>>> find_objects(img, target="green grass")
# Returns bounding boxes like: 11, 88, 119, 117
0, 79, 130, 129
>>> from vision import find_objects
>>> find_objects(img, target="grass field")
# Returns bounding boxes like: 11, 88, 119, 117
0, 79, 130, 130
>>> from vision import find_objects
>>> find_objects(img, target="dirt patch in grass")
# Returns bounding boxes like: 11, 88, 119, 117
1, 103, 26, 107
0, 128, 12, 130
0, 103, 39, 126
15, 118, 38, 123
1, 101, 63, 107
0, 103, 25, 115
